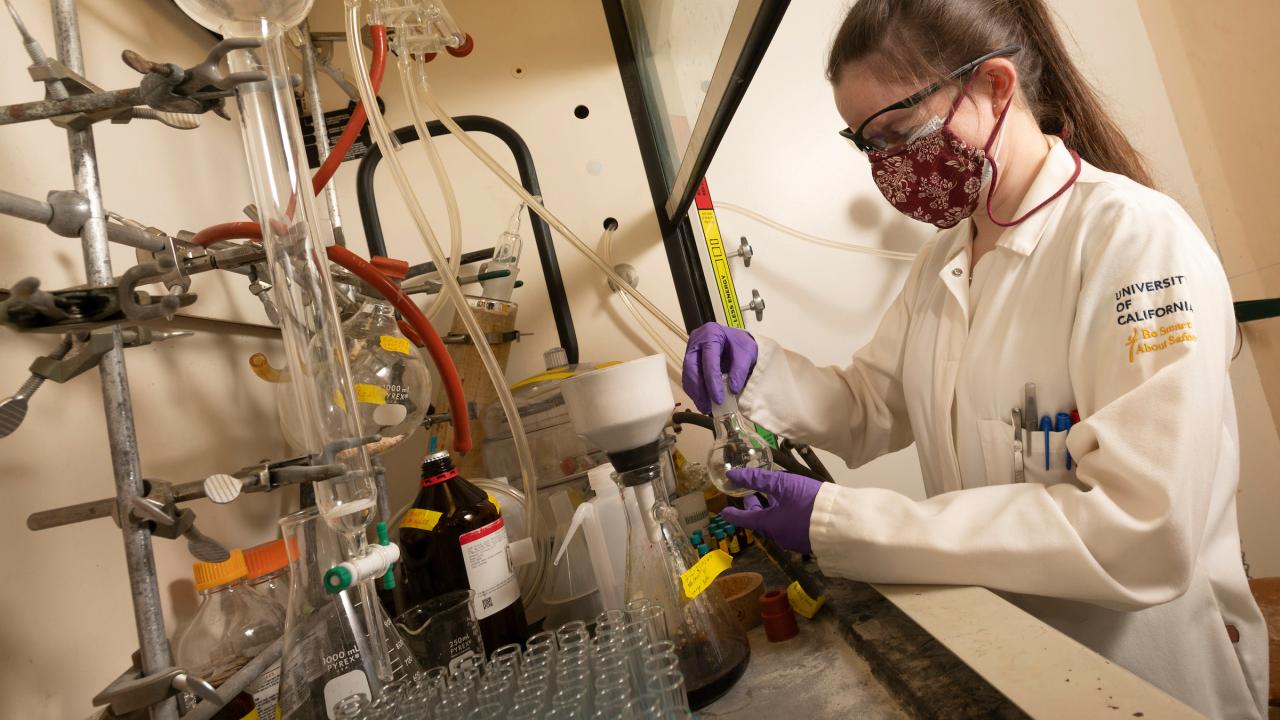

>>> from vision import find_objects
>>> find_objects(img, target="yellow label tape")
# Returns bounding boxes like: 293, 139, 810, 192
697, 208, 744, 329
487, 492, 501, 516
401, 508, 441, 532
787, 580, 826, 619
355, 383, 386, 405
380, 335, 412, 356
681, 549, 733, 600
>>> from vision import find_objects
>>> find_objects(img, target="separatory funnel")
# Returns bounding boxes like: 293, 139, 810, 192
561, 356, 750, 709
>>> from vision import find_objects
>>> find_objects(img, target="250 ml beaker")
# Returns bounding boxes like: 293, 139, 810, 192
393, 589, 484, 673
277, 507, 420, 719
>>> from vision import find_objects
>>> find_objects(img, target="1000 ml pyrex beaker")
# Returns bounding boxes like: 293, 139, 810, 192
277, 508, 420, 719
618, 447, 750, 709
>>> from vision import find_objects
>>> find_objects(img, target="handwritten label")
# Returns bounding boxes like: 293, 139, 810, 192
380, 335, 412, 356
355, 383, 386, 405
401, 508, 441, 532
787, 581, 826, 619
681, 549, 733, 600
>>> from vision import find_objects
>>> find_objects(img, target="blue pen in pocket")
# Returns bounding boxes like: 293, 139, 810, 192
1040, 415, 1052, 470
1049, 412, 1070, 468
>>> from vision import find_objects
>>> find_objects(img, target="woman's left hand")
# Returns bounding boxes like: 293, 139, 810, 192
720, 467, 822, 554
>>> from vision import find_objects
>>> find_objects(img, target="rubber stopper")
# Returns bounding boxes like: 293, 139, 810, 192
446, 33, 474, 58
760, 589, 798, 642
324, 565, 353, 594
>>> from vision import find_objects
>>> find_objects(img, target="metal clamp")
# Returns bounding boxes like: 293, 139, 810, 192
727, 236, 754, 267
92, 663, 218, 717
26, 327, 190, 384
121, 39, 268, 119
118, 257, 192, 321
443, 330, 525, 345
740, 289, 766, 322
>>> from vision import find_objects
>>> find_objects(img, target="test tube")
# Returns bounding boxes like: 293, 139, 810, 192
553, 683, 591, 712
491, 644, 523, 676
507, 701, 544, 720
519, 667, 551, 690
628, 603, 668, 645
556, 664, 591, 691
643, 652, 681, 677
593, 668, 633, 704
646, 668, 689, 711
527, 629, 558, 653
470, 703, 505, 720
511, 683, 549, 710
556, 621, 589, 647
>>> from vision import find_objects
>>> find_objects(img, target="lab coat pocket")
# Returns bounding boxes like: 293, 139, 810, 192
977, 419, 1018, 486
1025, 430, 1075, 487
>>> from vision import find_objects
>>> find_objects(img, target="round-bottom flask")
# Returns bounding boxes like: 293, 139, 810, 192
277, 508, 420, 719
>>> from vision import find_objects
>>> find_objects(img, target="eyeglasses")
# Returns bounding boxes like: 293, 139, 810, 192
839, 46, 1021, 153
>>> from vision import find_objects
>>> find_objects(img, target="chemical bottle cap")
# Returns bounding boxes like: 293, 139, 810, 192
543, 347, 569, 370
760, 588, 799, 642
244, 539, 289, 580
193, 549, 248, 592
421, 451, 457, 485
586, 462, 618, 496
691, 530, 703, 543
370, 255, 409, 280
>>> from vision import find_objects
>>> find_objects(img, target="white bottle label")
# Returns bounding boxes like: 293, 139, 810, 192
246, 659, 282, 718
460, 517, 520, 620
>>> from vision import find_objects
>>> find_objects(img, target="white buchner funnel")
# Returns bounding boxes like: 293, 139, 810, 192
560, 355, 672, 455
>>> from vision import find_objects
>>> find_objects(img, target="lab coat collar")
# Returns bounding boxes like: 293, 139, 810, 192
991, 137, 1077, 257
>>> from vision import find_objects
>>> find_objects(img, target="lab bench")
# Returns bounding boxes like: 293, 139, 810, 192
703, 539, 1199, 719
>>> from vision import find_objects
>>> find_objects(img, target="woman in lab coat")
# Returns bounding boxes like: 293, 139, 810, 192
682, 0, 1269, 717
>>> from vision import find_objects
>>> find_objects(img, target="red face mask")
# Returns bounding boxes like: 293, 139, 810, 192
867, 83, 1010, 229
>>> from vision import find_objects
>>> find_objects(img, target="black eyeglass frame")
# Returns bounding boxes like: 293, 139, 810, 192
839, 45, 1022, 152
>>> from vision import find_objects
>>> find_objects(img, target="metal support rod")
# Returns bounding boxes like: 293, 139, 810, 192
181, 639, 284, 720
0, 188, 168, 251
0, 86, 143, 125
52, 2, 178, 719
298, 21, 345, 245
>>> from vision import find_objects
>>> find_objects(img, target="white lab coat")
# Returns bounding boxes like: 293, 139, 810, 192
739, 139, 1269, 719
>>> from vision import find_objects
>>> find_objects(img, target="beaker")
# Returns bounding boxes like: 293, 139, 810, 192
393, 590, 483, 672
616, 450, 750, 709
277, 507, 420, 719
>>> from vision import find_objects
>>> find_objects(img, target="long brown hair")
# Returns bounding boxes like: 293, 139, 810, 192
828, 0, 1154, 187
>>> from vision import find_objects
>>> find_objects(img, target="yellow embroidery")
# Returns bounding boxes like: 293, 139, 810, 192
1126, 322, 1197, 364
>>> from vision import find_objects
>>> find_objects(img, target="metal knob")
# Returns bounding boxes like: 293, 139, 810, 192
726, 237, 753, 267
740, 289, 766, 323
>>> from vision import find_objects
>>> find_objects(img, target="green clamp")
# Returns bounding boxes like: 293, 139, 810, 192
376, 521, 396, 592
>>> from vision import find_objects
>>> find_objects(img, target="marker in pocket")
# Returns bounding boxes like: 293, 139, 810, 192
1040, 416, 1053, 470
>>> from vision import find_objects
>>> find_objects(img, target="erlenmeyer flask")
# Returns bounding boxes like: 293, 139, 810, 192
617, 447, 750, 710
277, 507, 420, 719
707, 374, 773, 497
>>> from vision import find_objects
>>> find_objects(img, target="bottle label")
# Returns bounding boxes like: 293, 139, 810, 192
246, 659, 282, 719
459, 517, 520, 619
322, 668, 371, 719
401, 508, 442, 532
380, 335, 412, 355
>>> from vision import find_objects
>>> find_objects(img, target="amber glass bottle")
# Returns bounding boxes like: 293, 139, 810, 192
399, 451, 528, 653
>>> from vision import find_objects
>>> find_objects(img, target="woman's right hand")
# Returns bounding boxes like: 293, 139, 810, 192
681, 322, 758, 413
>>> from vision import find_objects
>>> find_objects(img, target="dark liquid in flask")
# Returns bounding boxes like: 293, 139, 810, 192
680, 634, 751, 710
399, 451, 528, 654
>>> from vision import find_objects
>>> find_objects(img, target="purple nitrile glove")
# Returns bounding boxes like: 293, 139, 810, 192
681, 322, 758, 414
719, 467, 821, 555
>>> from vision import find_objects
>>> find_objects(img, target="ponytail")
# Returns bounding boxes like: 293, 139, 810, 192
828, 0, 1155, 187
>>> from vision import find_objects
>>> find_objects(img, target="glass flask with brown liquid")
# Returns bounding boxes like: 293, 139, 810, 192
399, 451, 528, 653
615, 439, 751, 710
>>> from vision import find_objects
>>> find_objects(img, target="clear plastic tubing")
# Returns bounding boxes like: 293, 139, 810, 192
347, 0, 539, 545
403, 57, 462, 323
173, 0, 397, 692
412, 79, 690, 342
599, 226, 682, 371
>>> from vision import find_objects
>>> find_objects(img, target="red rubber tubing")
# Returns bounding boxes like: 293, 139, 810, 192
326, 245, 473, 453
192, 221, 262, 247
311, 25, 387, 195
